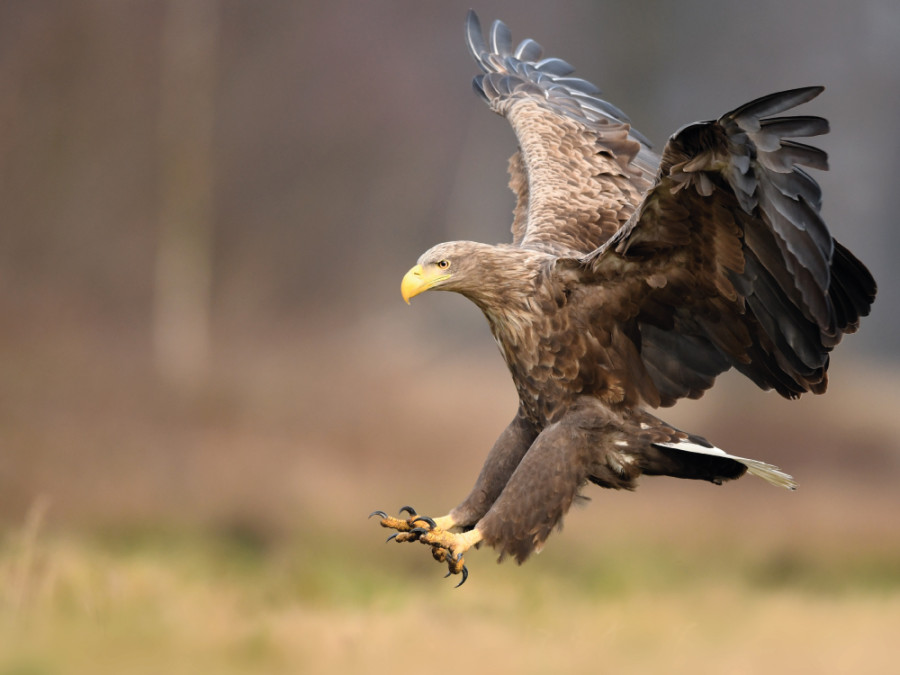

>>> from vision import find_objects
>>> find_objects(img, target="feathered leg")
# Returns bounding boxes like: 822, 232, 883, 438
476, 411, 595, 564
448, 411, 538, 527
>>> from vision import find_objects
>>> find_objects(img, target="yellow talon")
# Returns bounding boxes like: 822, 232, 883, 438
371, 507, 482, 584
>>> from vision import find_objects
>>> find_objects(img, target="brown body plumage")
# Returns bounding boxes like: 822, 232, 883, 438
377, 11, 876, 575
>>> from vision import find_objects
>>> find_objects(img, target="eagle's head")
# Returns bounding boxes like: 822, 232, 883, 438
401, 241, 490, 304
401, 241, 553, 344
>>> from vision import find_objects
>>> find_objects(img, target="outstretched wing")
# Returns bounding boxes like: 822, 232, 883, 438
465, 10, 656, 256
575, 87, 876, 406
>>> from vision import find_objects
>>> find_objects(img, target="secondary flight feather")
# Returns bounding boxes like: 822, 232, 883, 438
373, 10, 876, 585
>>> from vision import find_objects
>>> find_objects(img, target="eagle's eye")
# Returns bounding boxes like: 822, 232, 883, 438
437, 259, 451, 270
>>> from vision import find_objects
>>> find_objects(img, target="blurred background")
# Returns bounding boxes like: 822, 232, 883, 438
0, 1, 898, 673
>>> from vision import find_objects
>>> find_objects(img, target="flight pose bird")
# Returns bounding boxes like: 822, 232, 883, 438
372, 11, 876, 586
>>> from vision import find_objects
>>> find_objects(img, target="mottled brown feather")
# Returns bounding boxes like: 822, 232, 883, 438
398, 13, 876, 567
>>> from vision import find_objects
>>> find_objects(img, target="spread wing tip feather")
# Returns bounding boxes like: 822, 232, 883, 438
729, 86, 824, 126
464, 10, 653, 152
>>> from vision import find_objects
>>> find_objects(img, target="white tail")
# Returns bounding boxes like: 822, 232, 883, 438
653, 440, 797, 490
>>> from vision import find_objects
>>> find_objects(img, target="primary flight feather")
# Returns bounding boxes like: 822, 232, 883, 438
374, 10, 876, 583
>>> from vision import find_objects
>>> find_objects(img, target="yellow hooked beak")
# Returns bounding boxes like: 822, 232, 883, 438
401, 264, 451, 304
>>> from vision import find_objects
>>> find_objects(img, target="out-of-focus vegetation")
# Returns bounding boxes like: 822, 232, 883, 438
1, 2, 899, 672
2, 512, 899, 674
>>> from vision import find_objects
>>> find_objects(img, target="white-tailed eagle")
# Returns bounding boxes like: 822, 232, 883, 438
372, 11, 876, 586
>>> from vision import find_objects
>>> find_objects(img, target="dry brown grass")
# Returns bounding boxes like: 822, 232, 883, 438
2, 517, 899, 675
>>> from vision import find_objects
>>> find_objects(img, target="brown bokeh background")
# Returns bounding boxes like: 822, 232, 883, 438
0, 3, 898, 670
2, 0, 896, 527
0, 0, 900, 673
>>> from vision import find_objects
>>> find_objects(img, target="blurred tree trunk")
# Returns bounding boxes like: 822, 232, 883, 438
153, 0, 219, 393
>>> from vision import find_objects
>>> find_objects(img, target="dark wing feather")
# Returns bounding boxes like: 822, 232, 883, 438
577, 87, 876, 405
465, 10, 656, 256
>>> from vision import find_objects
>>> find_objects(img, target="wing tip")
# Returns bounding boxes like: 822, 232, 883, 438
464, 9, 486, 64
729, 85, 826, 126
462, 10, 654, 156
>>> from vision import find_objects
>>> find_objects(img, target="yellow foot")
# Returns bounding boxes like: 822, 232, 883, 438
369, 506, 482, 586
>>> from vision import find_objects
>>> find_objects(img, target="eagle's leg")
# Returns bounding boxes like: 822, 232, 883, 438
445, 412, 538, 527
475, 412, 594, 564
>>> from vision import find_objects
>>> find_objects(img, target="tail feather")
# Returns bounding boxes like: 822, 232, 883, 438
652, 440, 797, 490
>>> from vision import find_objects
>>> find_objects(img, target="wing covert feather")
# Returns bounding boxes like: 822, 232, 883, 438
465, 11, 656, 256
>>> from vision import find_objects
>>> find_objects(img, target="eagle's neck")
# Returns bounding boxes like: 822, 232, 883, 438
459, 244, 553, 347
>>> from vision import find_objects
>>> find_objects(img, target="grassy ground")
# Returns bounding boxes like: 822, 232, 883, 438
2, 505, 899, 675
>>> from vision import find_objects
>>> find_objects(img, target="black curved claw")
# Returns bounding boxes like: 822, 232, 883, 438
369, 510, 389, 519
412, 515, 436, 529
385, 533, 398, 543
408, 527, 429, 538
399, 505, 418, 516
455, 565, 469, 588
